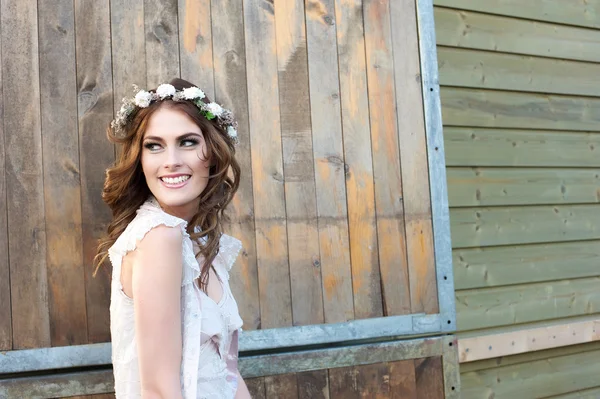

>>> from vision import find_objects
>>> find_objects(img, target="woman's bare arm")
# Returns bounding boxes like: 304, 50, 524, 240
235, 370, 252, 399
132, 225, 184, 399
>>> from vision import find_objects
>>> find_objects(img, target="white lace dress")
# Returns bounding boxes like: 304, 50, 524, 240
108, 197, 244, 399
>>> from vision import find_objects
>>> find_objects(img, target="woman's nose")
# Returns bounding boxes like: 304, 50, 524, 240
164, 148, 182, 168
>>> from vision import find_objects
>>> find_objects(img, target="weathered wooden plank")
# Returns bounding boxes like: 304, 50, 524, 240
328, 363, 394, 398
275, 0, 323, 327
246, 378, 267, 399
0, 369, 113, 398
2, 0, 50, 349
304, 0, 354, 324
265, 374, 299, 399
434, 0, 600, 30
456, 277, 600, 331
75, 0, 114, 343
441, 87, 600, 132
450, 204, 600, 248
454, 241, 600, 290
144, 0, 179, 88
334, 0, 382, 320
243, 0, 292, 329
438, 47, 600, 97
297, 370, 330, 399
389, 360, 418, 398
365, 0, 411, 316
434, 7, 600, 63
459, 318, 600, 363
211, 0, 260, 330
444, 128, 600, 168
547, 386, 600, 399
0, 1, 10, 351
178, 0, 214, 96
415, 357, 444, 399
448, 167, 600, 207
392, 0, 438, 315
38, 0, 87, 347
460, 348, 600, 399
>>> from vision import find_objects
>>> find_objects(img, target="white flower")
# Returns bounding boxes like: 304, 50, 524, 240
134, 90, 152, 107
156, 84, 176, 99
182, 86, 205, 100
227, 126, 238, 139
205, 102, 223, 116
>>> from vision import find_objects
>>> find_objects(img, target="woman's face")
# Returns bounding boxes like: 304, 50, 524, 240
141, 106, 211, 221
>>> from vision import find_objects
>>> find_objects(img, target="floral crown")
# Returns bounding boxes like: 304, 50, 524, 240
110, 83, 238, 144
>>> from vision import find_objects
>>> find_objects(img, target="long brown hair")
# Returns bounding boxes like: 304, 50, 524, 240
94, 78, 241, 292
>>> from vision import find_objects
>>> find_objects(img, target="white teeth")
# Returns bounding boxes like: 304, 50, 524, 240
161, 175, 190, 184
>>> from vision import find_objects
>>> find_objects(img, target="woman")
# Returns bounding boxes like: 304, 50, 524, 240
94, 78, 252, 399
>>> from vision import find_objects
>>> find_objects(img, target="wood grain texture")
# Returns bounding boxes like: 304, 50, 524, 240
75, 0, 114, 343
0, 0, 10, 351
334, 0, 382, 320
297, 370, 330, 399
434, 0, 600, 30
2, 0, 50, 349
364, 0, 411, 317
144, 0, 180, 88
456, 277, 600, 331
454, 241, 600, 290
246, 377, 266, 399
441, 87, 600, 132
444, 128, 600, 168
388, 360, 417, 398
265, 374, 299, 399
178, 0, 214, 96
435, 7, 600, 63
447, 167, 600, 207
243, 0, 292, 329
391, 0, 438, 315
38, 0, 87, 347
211, 0, 260, 330
450, 204, 600, 248
461, 348, 600, 399
438, 46, 600, 97
415, 357, 444, 399
275, 0, 324, 327
304, 0, 354, 324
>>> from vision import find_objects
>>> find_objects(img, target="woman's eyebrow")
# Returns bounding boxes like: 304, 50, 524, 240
143, 132, 202, 141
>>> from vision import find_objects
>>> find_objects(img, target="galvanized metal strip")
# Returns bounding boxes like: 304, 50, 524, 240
0, 369, 114, 398
416, 0, 457, 332
442, 335, 461, 398
239, 336, 444, 378
239, 313, 441, 351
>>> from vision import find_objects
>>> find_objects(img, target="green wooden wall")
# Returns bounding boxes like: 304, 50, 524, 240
434, 0, 600, 397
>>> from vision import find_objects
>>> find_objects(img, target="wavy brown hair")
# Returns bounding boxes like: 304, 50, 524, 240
94, 78, 241, 292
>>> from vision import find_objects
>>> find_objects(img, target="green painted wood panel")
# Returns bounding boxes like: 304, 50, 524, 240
434, 0, 600, 30
444, 128, 600, 168
547, 386, 600, 399
456, 277, 600, 331
441, 88, 600, 132
453, 241, 600, 290
461, 347, 600, 399
435, 7, 600, 63
447, 167, 600, 207
438, 47, 600, 97
451, 205, 600, 248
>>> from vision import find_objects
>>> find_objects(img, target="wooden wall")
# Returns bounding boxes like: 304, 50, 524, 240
434, 0, 600, 397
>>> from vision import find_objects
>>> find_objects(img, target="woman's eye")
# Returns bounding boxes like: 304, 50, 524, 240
181, 138, 199, 147
143, 142, 161, 151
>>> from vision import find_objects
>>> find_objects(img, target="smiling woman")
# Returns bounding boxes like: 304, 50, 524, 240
93, 78, 251, 399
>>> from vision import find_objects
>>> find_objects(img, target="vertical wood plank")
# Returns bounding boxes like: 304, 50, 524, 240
75, 0, 114, 343
1, 0, 50, 349
363, 0, 411, 316
243, 0, 292, 329
304, 0, 354, 323
246, 377, 267, 399
328, 367, 360, 399
415, 357, 444, 399
389, 360, 418, 398
38, 0, 87, 346
329, 364, 393, 398
298, 370, 330, 399
334, 0, 383, 319
0, 0, 11, 351
275, 0, 323, 326
144, 0, 180, 88
391, 0, 438, 314
179, 0, 214, 96
211, 0, 261, 329
265, 374, 299, 399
